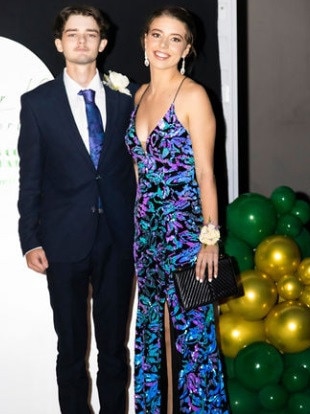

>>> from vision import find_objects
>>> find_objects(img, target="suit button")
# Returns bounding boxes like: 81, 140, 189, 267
96, 175, 102, 180
91, 206, 96, 213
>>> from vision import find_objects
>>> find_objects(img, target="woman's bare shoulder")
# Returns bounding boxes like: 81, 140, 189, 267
176, 78, 213, 117
182, 78, 210, 102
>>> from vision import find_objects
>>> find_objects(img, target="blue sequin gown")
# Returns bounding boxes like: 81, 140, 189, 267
125, 81, 229, 413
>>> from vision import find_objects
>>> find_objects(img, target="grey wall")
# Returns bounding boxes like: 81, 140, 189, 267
247, 0, 310, 198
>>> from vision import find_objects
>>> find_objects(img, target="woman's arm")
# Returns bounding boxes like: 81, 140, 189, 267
178, 80, 219, 282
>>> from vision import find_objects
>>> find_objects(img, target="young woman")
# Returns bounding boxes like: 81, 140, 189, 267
125, 6, 230, 413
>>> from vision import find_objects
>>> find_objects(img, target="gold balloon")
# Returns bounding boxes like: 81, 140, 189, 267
297, 258, 310, 285
227, 269, 278, 320
300, 286, 310, 308
277, 274, 303, 300
219, 303, 230, 314
265, 301, 310, 353
219, 312, 265, 358
255, 235, 301, 281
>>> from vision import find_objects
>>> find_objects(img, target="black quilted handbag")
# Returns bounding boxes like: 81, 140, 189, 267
173, 254, 243, 310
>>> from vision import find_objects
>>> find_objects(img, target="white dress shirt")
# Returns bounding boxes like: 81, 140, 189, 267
63, 68, 107, 152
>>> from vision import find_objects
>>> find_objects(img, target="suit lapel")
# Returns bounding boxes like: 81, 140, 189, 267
99, 85, 119, 164
51, 77, 121, 170
52, 75, 95, 169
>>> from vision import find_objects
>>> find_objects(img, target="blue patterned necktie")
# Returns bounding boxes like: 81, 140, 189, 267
78, 89, 104, 168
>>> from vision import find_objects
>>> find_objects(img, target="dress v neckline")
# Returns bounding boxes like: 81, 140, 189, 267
134, 103, 174, 153
134, 77, 187, 152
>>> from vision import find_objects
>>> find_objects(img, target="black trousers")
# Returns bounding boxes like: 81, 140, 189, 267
46, 217, 134, 414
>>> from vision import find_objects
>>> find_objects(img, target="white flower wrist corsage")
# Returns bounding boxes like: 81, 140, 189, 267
199, 222, 221, 246
103, 70, 132, 96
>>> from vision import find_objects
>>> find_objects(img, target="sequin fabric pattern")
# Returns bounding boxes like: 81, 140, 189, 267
125, 102, 229, 413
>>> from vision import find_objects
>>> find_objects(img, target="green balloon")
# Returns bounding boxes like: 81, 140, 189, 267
288, 392, 310, 413
227, 193, 277, 248
259, 384, 288, 410
290, 199, 310, 225
294, 228, 310, 258
227, 378, 260, 414
234, 342, 284, 391
224, 356, 235, 379
284, 348, 310, 372
224, 234, 254, 272
276, 213, 303, 238
271, 186, 296, 215
282, 366, 310, 393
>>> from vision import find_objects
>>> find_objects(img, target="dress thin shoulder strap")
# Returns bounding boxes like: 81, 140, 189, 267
137, 84, 150, 106
172, 77, 187, 103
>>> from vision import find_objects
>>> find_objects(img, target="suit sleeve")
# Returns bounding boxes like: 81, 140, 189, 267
17, 94, 44, 255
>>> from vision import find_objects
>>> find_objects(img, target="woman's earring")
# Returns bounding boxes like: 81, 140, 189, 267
144, 52, 150, 67
180, 57, 186, 75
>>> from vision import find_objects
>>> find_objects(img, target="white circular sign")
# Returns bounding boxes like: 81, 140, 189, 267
0, 36, 53, 187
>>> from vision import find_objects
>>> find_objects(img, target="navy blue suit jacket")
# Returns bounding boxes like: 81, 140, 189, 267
18, 74, 137, 262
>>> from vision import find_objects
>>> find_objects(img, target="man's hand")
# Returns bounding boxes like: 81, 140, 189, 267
25, 248, 49, 274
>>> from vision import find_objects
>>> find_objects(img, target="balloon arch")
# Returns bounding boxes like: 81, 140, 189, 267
219, 185, 310, 413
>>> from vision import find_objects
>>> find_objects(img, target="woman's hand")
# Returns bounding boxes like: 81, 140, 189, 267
195, 243, 219, 283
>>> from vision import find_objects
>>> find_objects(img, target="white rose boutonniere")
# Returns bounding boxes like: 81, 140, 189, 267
103, 70, 131, 96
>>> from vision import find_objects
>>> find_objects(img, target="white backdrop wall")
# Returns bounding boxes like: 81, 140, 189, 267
0, 1, 237, 412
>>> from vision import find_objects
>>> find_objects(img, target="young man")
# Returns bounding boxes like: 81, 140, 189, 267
17, 5, 136, 413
